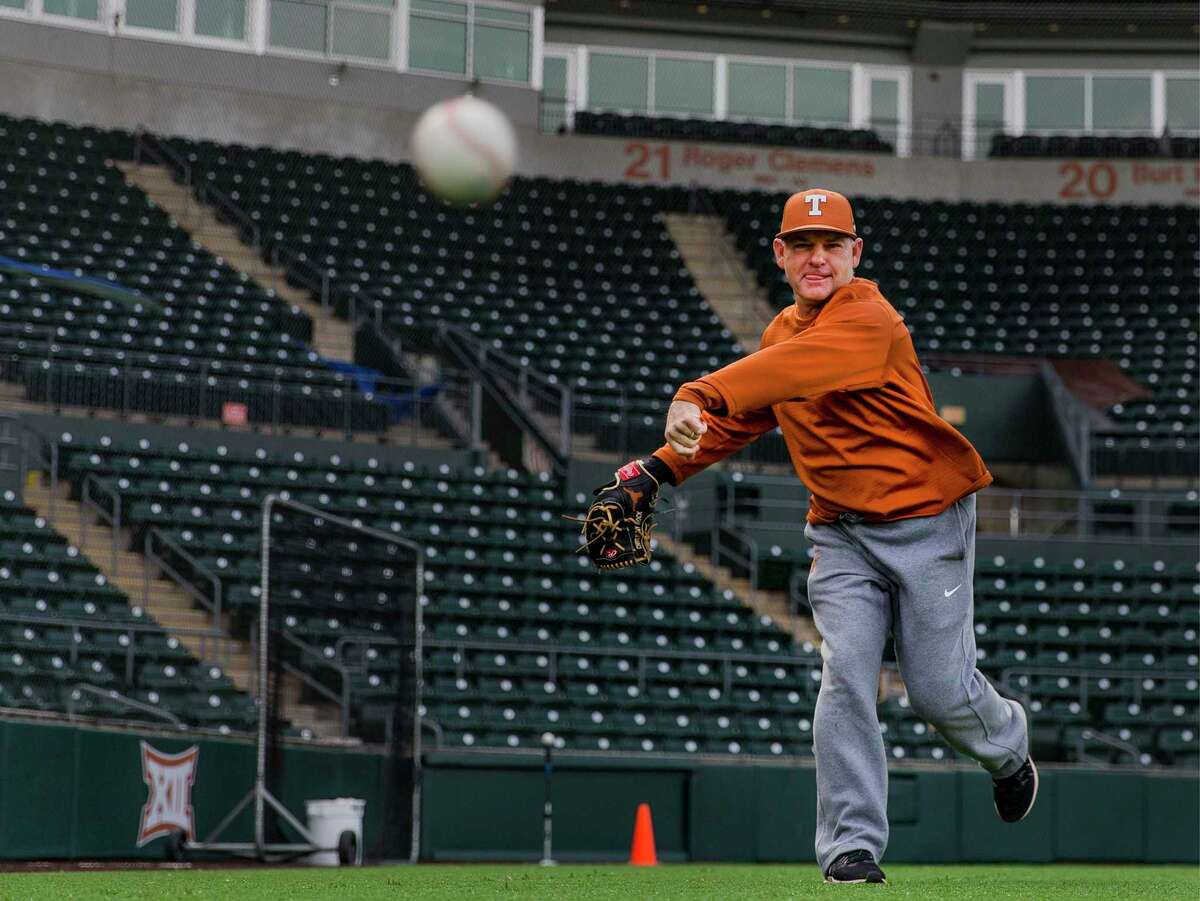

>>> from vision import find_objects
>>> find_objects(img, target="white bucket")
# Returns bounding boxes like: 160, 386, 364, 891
304, 797, 365, 866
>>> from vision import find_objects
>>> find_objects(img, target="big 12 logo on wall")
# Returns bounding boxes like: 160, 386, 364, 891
136, 741, 199, 847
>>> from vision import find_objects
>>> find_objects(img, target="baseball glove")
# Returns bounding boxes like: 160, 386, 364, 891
573, 459, 662, 571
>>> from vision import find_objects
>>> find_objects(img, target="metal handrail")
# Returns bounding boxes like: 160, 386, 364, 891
134, 130, 192, 186
450, 325, 573, 458
711, 520, 759, 593
198, 180, 261, 248
268, 244, 332, 312
0, 347, 399, 393
422, 717, 445, 750
80, 475, 122, 577
144, 527, 223, 625
268, 243, 384, 331
1000, 666, 1198, 708
698, 475, 1198, 545
66, 682, 186, 730
338, 636, 822, 699
436, 325, 568, 476
1076, 727, 1146, 766
0, 413, 18, 476
711, 473, 1198, 507
4, 353, 442, 439
277, 629, 351, 737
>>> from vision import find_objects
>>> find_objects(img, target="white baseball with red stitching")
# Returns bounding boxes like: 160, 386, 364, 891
410, 95, 517, 206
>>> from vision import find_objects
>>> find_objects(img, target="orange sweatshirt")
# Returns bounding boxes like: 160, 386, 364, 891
655, 277, 992, 524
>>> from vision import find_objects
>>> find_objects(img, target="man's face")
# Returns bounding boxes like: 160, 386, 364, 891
773, 231, 864, 305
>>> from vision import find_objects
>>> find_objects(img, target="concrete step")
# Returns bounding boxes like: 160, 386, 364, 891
24, 473, 345, 738
666, 227, 725, 240
663, 212, 774, 350
117, 161, 357, 365
141, 172, 185, 189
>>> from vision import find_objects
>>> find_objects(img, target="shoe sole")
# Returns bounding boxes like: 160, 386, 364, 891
995, 758, 1039, 823
824, 876, 887, 885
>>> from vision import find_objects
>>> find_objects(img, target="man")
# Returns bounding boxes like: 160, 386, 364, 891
633, 188, 1037, 885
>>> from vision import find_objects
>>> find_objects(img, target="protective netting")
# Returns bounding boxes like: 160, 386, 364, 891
262, 498, 422, 859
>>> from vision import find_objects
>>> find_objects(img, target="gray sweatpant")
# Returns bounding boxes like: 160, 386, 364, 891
804, 493, 1028, 873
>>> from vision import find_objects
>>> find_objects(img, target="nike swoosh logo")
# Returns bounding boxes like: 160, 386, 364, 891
944, 584, 963, 597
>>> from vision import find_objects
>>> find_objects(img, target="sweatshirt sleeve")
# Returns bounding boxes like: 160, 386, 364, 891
653, 404, 780, 484
673, 301, 893, 416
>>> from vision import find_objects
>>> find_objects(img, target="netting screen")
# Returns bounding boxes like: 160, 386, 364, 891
262, 497, 422, 860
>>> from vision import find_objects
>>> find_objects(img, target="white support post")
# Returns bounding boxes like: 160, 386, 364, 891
896, 67, 912, 158
849, 63, 870, 129
646, 54, 655, 115
576, 44, 588, 113
1151, 71, 1166, 136
250, 0, 268, 55
107, 0, 122, 33
1013, 71, 1026, 137
179, 0, 195, 39
713, 54, 728, 121
530, 3, 543, 92
394, 0, 408, 71
1083, 73, 1093, 133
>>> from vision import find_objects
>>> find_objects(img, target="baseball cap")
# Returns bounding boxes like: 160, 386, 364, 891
775, 188, 857, 241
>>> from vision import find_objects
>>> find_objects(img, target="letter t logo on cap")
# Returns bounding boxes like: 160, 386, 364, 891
805, 193, 828, 216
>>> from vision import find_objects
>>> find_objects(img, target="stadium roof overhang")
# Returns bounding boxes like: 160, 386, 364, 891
545, 0, 1200, 47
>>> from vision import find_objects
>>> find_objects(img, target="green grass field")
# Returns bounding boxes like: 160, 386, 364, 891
2, 864, 1197, 900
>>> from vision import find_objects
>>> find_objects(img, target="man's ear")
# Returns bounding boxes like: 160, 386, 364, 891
850, 237, 864, 268
772, 237, 786, 269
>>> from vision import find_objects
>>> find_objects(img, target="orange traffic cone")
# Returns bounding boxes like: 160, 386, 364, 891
629, 802, 658, 866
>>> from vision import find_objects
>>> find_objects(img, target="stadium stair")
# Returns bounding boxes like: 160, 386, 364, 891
661, 214, 775, 351
161, 137, 741, 440
116, 161, 356, 364
19, 474, 344, 740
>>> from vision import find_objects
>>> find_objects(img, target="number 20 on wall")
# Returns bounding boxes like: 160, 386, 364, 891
1058, 161, 1117, 200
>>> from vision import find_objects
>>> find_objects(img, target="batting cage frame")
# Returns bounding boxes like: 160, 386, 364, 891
177, 494, 424, 863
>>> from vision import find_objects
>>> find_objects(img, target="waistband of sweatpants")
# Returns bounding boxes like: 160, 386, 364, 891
831, 493, 976, 526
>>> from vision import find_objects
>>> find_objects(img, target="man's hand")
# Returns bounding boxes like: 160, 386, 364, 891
665, 400, 708, 458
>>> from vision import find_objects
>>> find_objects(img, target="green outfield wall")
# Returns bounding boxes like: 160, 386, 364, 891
2, 719, 1196, 864
0, 719, 392, 860
420, 751, 1199, 865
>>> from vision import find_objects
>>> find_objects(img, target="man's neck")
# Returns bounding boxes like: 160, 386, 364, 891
793, 296, 827, 318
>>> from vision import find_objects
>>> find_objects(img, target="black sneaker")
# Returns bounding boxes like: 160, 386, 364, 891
824, 849, 887, 884
993, 757, 1039, 823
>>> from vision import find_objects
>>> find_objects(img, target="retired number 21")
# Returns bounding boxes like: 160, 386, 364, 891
624, 143, 671, 180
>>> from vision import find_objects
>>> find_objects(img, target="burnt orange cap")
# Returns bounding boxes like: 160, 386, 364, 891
776, 188, 857, 241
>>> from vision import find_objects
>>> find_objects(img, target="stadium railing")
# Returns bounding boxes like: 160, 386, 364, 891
122, 128, 1192, 485
672, 472, 1197, 598
64, 682, 187, 730
341, 634, 824, 749
131, 130, 573, 471
2, 344, 461, 442
142, 526, 225, 629
1073, 727, 1144, 767
688, 476, 1197, 543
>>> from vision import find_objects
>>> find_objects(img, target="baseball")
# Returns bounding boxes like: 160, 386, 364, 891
410, 94, 517, 207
